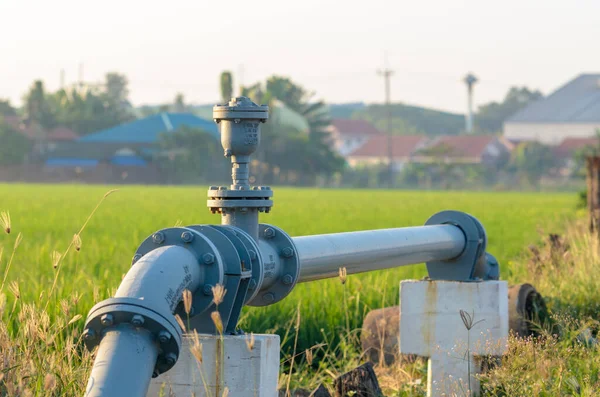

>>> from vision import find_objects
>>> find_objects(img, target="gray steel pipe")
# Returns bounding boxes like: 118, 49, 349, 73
85, 245, 201, 397
85, 325, 158, 397
293, 224, 466, 283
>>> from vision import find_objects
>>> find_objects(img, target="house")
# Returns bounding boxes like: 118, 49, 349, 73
504, 74, 600, 145
326, 119, 382, 156
413, 135, 512, 166
3, 115, 78, 153
346, 135, 428, 171
46, 112, 219, 168
552, 137, 600, 175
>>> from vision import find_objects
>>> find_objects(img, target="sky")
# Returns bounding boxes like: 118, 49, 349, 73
1, 0, 600, 114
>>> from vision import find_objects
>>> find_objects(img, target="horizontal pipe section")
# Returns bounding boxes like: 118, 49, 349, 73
293, 224, 465, 283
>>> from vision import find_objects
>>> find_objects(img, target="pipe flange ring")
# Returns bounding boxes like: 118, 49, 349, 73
133, 227, 224, 318
83, 297, 181, 377
248, 224, 300, 307
424, 210, 487, 281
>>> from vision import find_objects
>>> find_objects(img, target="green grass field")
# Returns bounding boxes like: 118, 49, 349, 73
0, 184, 577, 354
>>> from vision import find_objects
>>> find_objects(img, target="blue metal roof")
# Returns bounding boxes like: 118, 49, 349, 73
507, 74, 600, 123
111, 155, 147, 166
45, 158, 99, 167
78, 113, 219, 143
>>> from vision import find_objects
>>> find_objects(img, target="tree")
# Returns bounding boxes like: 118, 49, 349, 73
45, 73, 135, 135
104, 72, 130, 105
174, 93, 186, 113
23, 80, 55, 128
0, 99, 16, 116
220, 71, 233, 103
507, 141, 556, 185
157, 126, 228, 183
240, 76, 345, 184
0, 121, 31, 165
476, 87, 543, 133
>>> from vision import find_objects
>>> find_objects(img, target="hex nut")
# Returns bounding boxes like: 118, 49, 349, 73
203, 253, 215, 265
165, 352, 177, 366
83, 329, 96, 341
282, 247, 294, 258
203, 285, 214, 296
158, 330, 172, 344
131, 315, 144, 327
132, 254, 142, 264
264, 227, 276, 239
152, 232, 165, 244
248, 279, 257, 290
181, 231, 194, 243
263, 293, 275, 303
282, 274, 293, 285
249, 250, 257, 260
100, 314, 114, 327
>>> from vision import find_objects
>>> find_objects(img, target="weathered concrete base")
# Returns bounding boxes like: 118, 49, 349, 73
147, 333, 280, 397
399, 280, 508, 397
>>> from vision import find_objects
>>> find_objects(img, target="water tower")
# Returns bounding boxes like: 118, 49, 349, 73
463, 73, 478, 133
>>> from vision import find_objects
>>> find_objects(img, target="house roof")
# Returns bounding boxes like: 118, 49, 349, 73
554, 137, 600, 158
330, 119, 381, 136
2, 116, 77, 141
425, 135, 497, 158
47, 126, 78, 141
78, 113, 218, 144
507, 74, 600, 123
348, 135, 427, 159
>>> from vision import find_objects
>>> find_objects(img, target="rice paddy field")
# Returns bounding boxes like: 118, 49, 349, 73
0, 183, 583, 395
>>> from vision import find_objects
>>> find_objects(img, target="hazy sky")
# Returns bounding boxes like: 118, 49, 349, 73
1, 0, 599, 113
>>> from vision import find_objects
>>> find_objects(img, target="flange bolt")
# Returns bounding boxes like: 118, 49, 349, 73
248, 279, 257, 290
282, 247, 294, 258
158, 330, 172, 344
263, 293, 275, 303
165, 353, 177, 367
83, 329, 96, 341
181, 231, 194, 243
100, 314, 114, 327
132, 254, 142, 264
203, 285, 214, 296
152, 232, 165, 244
282, 274, 293, 285
131, 315, 144, 327
264, 228, 276, 239
203, 253, 215, 265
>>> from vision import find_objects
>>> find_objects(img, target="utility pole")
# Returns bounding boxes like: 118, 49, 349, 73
377, 67, 394, 188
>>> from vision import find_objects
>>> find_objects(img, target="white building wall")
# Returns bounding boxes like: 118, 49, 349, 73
504, 122, 600, 145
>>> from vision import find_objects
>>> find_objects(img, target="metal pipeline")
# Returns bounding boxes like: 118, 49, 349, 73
294, 224, 466, 283
84, 245, 201, 397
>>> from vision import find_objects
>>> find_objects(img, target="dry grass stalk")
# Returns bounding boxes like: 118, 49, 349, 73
222, 387, 229, 397
211, 311, 223, 334
212, 284, 226, 306
191, 330, 203, 364
182, 289, 193, 315
72, 234, 82, 252
46, 189, 119, 307
1, 210, 10, 234
174, 313, 187, 332
246, 332, 255, 352
338, 267, 347, 285
51, 251, 62, 270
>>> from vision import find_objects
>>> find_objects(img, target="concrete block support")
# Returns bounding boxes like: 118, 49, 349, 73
147, 334, 280, 397
399, 280, 508, 397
